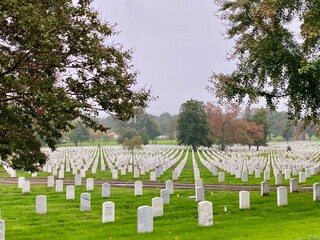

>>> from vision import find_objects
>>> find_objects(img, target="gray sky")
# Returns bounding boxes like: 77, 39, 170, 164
92, 0, 236, 116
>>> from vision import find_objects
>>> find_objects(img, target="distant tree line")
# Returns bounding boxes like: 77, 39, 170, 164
176, 99, 319, 151
63, 103, 318, 149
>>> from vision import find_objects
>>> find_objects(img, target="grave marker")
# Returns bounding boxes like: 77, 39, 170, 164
80, 193, 91, 211
102, 183, 110, 198
36, 195, 47, 214
198, 201, 213, 227
102, 201, 115, 223
137, 206, 153, 233
152, 197, 163, 217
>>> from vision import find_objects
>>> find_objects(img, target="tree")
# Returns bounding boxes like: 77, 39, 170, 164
176, 99, 212, 151
112, 109, 160, 144
207, 102, 240, 151
68, 121, 89, 146
208, 0, 320, 124
117, 128, 140, 144
122, 135, 142, 155
243, 108, 269, 148
0, 0, 151, 171
207, 103, 264, 150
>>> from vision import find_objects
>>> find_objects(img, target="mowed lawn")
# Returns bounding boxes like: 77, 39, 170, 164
1, 183, 320, 240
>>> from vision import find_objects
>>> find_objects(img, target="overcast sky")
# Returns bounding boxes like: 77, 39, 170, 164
92, 0, 236, 116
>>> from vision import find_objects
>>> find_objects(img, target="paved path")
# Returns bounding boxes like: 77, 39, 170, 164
0, 177, 313, 192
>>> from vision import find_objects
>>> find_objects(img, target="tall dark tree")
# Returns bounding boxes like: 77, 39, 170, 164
176, 99, 212, 151
0, 0, 151, 171
208, 0, 320, 124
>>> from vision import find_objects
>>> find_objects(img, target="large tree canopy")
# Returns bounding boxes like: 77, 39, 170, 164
0, 0, 151, 171
208, 0, 320, 124
176, 99, 212, 151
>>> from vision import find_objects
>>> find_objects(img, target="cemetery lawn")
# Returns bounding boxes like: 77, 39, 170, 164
1, 184, 320, 240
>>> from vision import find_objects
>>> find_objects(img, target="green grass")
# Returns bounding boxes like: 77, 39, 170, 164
1, 184, 320, 239
2, 145, 320, 239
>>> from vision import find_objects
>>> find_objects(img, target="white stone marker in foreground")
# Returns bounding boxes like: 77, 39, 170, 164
277, 187, 288, 206
198, 201, 213, 227
80, 193, 91, 211
313, 183, 320, 201
137, 206, 153, 233
102, 201, 115, 223
239, 191, 250, 209
152, 197, 163, 217
66, 185, 75, 200
0, 219, 5, 240
36, 195, 47, 214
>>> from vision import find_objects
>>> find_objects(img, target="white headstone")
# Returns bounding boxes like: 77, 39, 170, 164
241, 171, 248, 182
47, 176, 54, 187
196, 187, 205, 202
55, 180, 63, 192
22, 181, 30, 193
261, 181, 269, 196
36, 195, 47, 214
80, 193, 91, 211
102, 201, 115, 223
135, 181, 143, 196
137, 206, 153, 233
313, 183, 320, 201
198, 201, 213, 227
239, 191, 250, 209
152, 197, 163, 217
284, 169, 291, 180
80, 168, 86, 178
212, 167, 218, 176
102, 183, 110, 198
275, 173, 282, 185
218, 172, 225, 183
290, 178, 298, 193
75, 174, 82, 186
195, 178, 203, 188
299, 172, 306, 183
112, 169, 118, 179
0, 219, 5, 240
66, 185, 75, 200
58, 169, 64, 179
277, 187, 288, 206
18, 176, 25, 188
160, 189, 170, 204
172, 170, 178, 180
166, 180, 174, 194
86, 178, 94, 191
255, 169, 261, 178
150, 172, 156, 181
